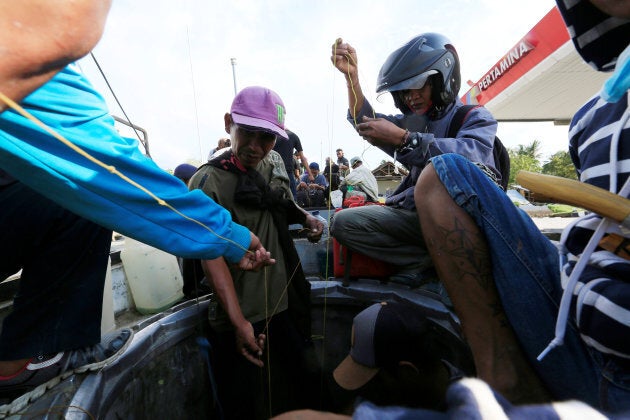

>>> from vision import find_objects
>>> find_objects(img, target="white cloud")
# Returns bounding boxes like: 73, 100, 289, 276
81, 0, 564, 171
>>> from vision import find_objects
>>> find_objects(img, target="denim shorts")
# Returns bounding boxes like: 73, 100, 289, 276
431, 154, 630, 412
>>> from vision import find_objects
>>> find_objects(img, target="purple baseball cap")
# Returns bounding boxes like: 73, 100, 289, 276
230, 86, 288, 140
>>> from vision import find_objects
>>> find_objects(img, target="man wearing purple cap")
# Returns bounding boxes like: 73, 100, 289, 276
189, 86, 324, 419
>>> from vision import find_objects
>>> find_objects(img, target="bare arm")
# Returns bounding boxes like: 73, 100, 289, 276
0, 0, 112, 111
331, 38, 365, 123
299, 208, 324, 243
297, 151, 313, 181
356, 116, 408, 149
201, 258, 266, 367
239, 231, 276, 271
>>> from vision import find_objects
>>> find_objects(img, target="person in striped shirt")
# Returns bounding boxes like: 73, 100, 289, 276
411, 0, 630, 413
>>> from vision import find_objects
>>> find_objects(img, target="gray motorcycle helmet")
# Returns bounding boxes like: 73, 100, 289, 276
376, 33, 461, 117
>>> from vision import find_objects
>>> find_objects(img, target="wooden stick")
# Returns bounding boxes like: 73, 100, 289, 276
516, 171, 630, 224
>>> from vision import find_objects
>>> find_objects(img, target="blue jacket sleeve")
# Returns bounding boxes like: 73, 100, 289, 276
0, 64, 250, 262
413, 105, 497, 170
393, 105, 497, 172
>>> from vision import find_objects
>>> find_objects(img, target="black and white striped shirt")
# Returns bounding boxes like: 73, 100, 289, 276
558, 0, 630, 360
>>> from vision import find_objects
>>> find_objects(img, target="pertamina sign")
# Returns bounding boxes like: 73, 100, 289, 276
478, 40, 534, 91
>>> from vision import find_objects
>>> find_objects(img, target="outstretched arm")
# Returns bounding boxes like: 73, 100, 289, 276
331, 38, 365, 124
239, 232, 276, 271
302, 210, 324, 243
355, 116, 409, 149
297, 151, 314, 181
0, 0, 112, 111
0, 1, 271, 265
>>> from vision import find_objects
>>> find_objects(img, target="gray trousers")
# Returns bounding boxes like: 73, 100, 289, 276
330, 205, 431, 274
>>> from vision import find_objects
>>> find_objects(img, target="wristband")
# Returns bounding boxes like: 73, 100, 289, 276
400, 129, 410, 147
397, 130, 420, 152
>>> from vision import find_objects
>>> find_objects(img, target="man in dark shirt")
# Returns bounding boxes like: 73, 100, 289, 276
336, 148, 350, 177
273, 129, 312, 198
323, 156, 340, 193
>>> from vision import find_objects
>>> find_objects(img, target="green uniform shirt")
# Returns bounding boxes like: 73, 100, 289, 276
190, 151, 291, 331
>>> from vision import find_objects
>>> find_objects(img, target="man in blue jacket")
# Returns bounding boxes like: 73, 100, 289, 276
0, 1, 273, 414
330, 33, 500, 288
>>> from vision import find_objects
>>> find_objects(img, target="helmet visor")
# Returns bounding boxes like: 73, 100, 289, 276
376, 69, 438, 100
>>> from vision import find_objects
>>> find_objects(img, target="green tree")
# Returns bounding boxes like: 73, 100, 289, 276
542, 151, 578, 180
509, 153, 541, 185
516, 139, 543, 161
508, 140, 543, 186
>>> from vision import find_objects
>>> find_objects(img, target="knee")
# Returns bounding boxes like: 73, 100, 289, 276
414, 163, 441, 209
329, 210, 349, 240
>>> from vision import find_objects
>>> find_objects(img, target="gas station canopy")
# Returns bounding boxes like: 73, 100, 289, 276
461, 6, 609, 124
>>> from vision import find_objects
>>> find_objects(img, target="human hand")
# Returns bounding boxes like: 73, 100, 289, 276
356, 116, 407, 147
304, 214, 324, 243
331, 38, 358, 80
235, 321, 266, 367
238, 232, 276, 271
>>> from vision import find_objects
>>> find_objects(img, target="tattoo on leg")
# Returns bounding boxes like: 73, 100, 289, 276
435, 218, 509, 325
436, 218, 493, 289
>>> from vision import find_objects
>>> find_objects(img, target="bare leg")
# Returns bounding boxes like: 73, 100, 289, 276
415, 164, 550, 404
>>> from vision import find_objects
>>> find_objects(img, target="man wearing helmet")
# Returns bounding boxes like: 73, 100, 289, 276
330, 34, 500, 287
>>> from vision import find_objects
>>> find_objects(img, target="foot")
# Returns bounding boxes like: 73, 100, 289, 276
0, 328, 133, 416
389, 272, 426, 288
417, 281, 453, 308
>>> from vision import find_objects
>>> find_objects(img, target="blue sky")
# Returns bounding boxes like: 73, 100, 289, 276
78, 0, 568, 171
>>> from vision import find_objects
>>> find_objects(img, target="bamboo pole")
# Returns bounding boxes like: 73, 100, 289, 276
516, 171, 630, 224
